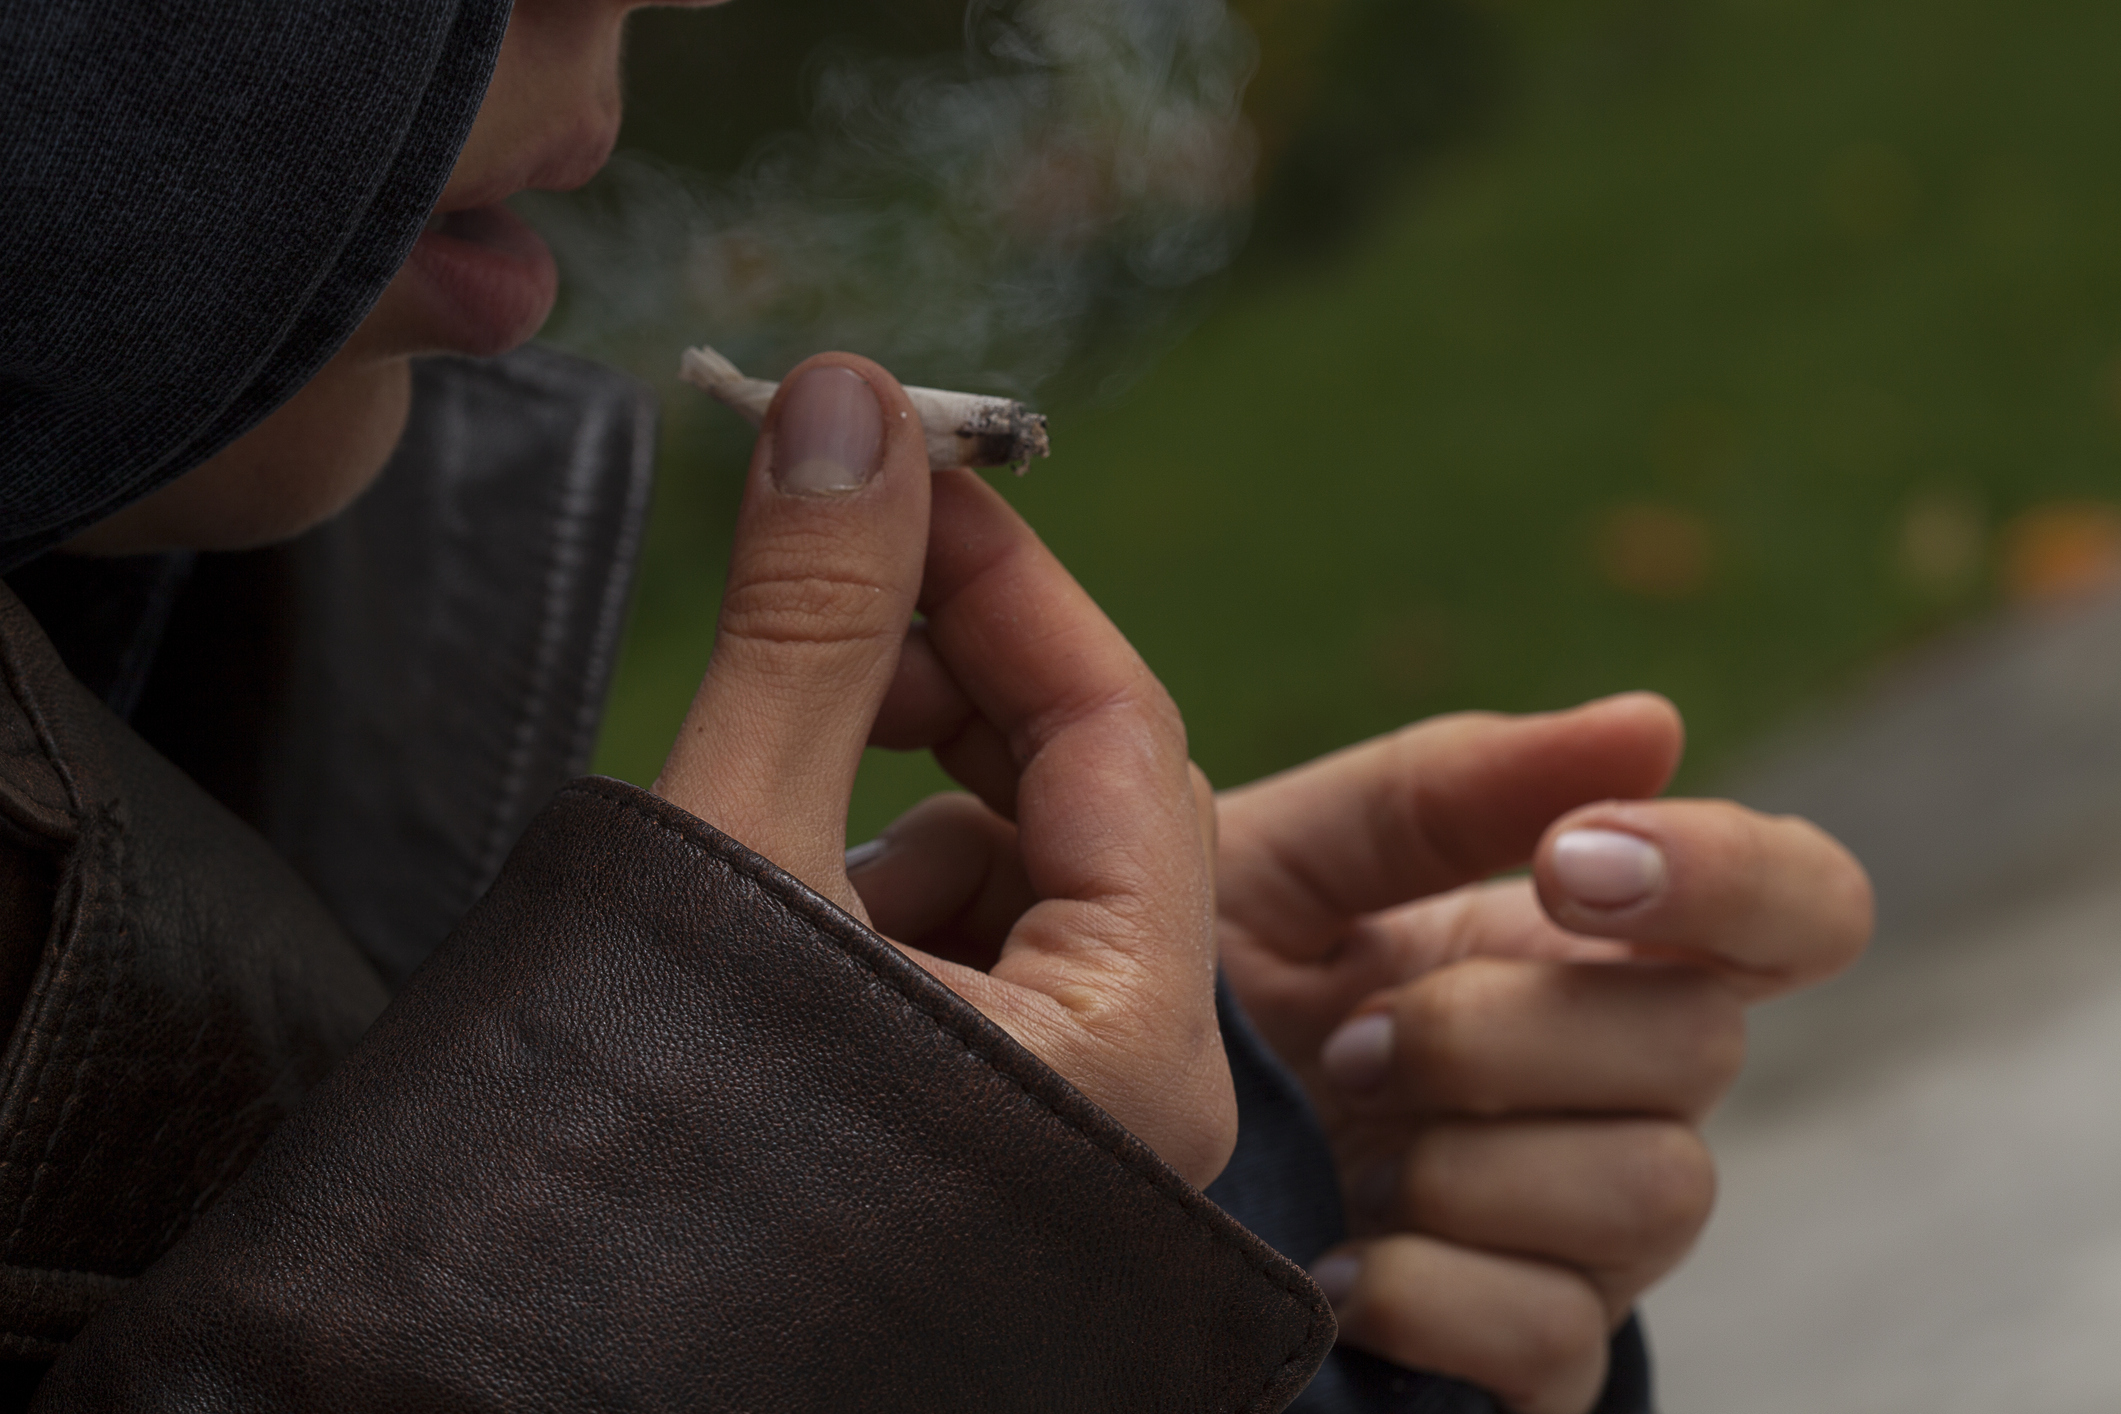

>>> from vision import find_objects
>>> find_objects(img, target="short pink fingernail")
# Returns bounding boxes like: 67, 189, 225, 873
844, 838, 888, 873
1310, 1253, 1360, 1309
1321, 1013, 1394, 1093
772, 365, 882, 494
1552, 828, 1666, 908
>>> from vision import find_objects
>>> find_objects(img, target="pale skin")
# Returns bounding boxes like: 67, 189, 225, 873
1207, 698, 1871, 1411
67, 3, 1875, 1411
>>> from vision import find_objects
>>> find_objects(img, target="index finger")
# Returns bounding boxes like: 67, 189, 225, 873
917, 470, 1208, 973
912, 471, 1226, 1178
1532, 798, 1873, 996
1216, 694, 1684, 964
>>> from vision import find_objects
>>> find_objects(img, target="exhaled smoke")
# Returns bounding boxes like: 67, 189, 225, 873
522, 0, 1258, 401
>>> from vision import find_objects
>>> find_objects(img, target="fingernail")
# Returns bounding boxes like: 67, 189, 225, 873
772, 365, 883, 494
1320, 1013, 1394, 1093
1310, 1253, 1361, 1309
1551, 828, 1667, 908
1350, 1158, 1399, 1226
844, 837, 888, 873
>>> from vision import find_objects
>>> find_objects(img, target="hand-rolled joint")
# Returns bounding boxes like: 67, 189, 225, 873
680, 345, 1051, 472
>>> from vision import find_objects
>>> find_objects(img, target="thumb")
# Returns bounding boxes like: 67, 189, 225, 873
654, 353, 931, 915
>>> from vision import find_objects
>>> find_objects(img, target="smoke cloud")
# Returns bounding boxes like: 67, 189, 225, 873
523, 0, 1259, 401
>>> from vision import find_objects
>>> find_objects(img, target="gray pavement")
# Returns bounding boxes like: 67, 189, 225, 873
1641, 590, 2121, 1412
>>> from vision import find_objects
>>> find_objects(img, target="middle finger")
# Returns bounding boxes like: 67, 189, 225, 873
1342, 1117, 1714, 1312
1317, 957, 1746, 1121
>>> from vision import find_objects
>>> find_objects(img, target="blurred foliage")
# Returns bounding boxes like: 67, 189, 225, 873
592, 0, 2121, 844
618, 0, 969, 175
616, 0, 1504, 267
1231, 0, 1508, 256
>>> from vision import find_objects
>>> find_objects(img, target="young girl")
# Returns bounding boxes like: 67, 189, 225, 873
0, 1, 1869, 1410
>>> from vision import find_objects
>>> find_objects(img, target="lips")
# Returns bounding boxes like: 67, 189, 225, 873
404, 203, 559, 358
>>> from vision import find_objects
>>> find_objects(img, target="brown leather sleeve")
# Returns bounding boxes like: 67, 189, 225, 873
0, 583, 390, 1368
34, 777, 1334, 1412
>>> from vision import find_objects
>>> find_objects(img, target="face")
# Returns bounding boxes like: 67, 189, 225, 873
70, 0, 723, 557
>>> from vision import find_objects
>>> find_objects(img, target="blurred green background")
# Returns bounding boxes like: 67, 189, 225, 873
584, 0, 2121, 843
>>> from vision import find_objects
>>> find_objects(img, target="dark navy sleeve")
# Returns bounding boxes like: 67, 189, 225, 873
1206, 977, 1655, 1414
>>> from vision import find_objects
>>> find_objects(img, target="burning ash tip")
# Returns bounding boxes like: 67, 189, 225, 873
679, 344, 1052, 472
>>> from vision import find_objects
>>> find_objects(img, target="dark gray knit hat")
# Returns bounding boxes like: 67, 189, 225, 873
0, 0, 512, 568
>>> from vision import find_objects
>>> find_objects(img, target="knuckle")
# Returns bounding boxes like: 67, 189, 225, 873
1111, 681, 1189, 763
1494, 1279, 1607, 1412
1402, 962, 1509, 1111
1143, 678, 1185, 736
1803, 824, 1877, 964
1022, 678, 1182, 770
1389, 710, 1506, 758
719, 571, 901, 649
1618, 1124, 1717, 1250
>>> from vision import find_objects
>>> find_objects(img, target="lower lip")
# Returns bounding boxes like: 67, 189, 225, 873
404, 204, 559, 358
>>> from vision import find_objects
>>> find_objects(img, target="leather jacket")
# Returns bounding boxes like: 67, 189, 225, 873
0, 348, 1335, 1410
0, 347, 1651, 1412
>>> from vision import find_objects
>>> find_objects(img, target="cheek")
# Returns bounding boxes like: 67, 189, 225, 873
125, 356, 413, 553
203, 355, 414, 546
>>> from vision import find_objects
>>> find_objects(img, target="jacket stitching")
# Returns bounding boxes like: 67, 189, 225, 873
0, 818, 114, 1256
561, 782, 1330, 1412
0, 882, 77, 1254
5, 934, 119, 1252
0, 1333, 65, 1361
0, 1261, 131, 1289
475, 384, 616, 887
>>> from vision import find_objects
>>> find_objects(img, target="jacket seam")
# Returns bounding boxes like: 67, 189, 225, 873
0, 835, 97, 1264
0, 614, 104, 1265
5, 939, 120, 1252
0, 1263, 131, 1357
474, 394, 608, 886
562, 380, 656, 779
0, 1261, 134, 1302
0, 616, 85, 821
0, 1262, 130, 1285
561, 782, 1329, 1412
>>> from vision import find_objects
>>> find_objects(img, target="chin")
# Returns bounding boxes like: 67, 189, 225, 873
70, 357, 415, 557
